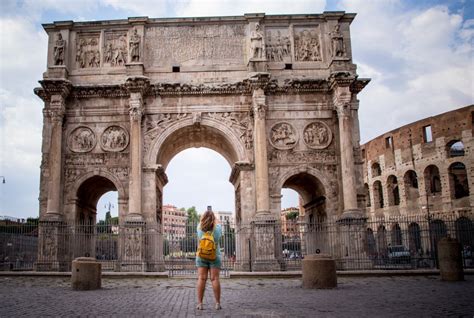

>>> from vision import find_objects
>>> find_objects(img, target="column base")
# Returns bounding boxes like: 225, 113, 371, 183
251, 259, 281, 272
247, 59, 268, 72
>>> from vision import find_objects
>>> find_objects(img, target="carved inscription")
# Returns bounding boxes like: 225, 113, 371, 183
294, 27, 322, 62
269, 122, 297, 150
144, 25, 245, 67
265, 29, 291, 62
76, 33, 100, 68
101, 126, 129, 152
68, 127, 96, 153
303, 121, 332, 149
104, 32, 128, 66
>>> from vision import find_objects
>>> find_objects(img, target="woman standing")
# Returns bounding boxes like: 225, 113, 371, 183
196, 210, 222, 310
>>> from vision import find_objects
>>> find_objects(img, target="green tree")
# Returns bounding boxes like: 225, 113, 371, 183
285, 211, 299, 220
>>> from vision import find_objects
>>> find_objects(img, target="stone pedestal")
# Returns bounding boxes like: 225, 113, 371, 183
35, 220, 69, 272
251, 217, 281, 271
120, 221, 146, 271
438, 237, 464, 281
302, 254, 337, 289
71, 257, 101, 290
45, 65, 68, 79
247, 59, 267, 72
126, 63, 144, 76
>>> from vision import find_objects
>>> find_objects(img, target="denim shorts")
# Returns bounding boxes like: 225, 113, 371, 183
196, 256, 221, 269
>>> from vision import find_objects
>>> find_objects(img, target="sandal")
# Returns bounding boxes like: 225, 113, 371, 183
215, 303, 222, 310
196, 303, 203, 310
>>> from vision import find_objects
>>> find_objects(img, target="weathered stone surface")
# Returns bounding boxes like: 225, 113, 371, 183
438, 237, 464, 281
302, 254, 337, 289
71, 257, 102, 290
35, 12, 369, 271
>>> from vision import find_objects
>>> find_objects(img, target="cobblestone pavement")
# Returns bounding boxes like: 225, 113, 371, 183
0, 275, 472, 317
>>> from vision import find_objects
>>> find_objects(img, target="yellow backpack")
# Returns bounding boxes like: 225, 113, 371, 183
197, 231, 216, 261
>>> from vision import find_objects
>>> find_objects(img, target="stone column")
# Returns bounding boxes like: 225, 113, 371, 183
125, 77, 149, 221
45, 96, 66, 220
252, 88, 270, 216
121, 77, 149, 271
334, 87, 360, 217
34, 79, 71, 271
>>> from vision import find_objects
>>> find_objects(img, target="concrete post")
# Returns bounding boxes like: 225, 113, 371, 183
437, 237, 463, 281
71, 257, 102, 290
302, 254, 337, 289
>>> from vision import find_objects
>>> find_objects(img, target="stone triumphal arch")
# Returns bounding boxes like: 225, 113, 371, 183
34, 12, 369, 271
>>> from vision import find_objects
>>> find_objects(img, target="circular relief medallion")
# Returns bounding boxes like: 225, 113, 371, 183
100, 126, 129, 152
269, 122, 298, 150
68, 127, 96, 153
303, 121, 332, 149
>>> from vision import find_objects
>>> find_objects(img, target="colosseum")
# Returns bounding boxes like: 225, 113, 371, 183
361, 105, 473, 264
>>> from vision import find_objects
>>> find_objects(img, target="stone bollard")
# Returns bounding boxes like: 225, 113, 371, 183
71, 257, 102, 290
437, 237, 463, 281
302, 254, 337, 289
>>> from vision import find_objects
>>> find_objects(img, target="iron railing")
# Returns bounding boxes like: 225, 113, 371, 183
0, 214, 472, 273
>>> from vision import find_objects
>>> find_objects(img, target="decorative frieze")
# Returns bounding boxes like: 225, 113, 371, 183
268, 149, 336, 164
206, 112, 253, 150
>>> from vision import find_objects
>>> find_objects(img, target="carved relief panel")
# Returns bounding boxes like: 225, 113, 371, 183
303, 121, 332, 149
269, 122, 298, 150
294, 26, 322, 62
265, 28, 292, 62
103, 31, 128, 67
68, 126, 96, 153
101, 126, 129, 152
76, 33, 100, 68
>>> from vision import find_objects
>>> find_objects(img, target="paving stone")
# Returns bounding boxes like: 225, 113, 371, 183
0, 276, 472, 317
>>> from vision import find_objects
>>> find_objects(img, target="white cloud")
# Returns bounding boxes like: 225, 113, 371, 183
342, 1, 474, 142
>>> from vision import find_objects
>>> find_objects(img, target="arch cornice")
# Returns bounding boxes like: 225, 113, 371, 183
145, 117, 249, 168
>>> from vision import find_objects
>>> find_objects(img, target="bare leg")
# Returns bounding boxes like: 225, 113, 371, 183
196, 267, 208, 309
210, 267, 221, 308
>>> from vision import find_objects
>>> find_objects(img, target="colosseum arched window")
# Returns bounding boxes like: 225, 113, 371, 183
447, 140, 465, 157
403, 170, 419, 201
449, 162, 470, 199
387, 175, 400, 206
455, 217, 474, 249
376, 224, 387, 255
424, 165, 442, 195
371, 162, 382, 177
408, 222, 421, 253
373, 180, 384, 209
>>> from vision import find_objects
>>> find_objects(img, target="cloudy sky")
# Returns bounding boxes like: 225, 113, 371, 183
0, 0, 472, 220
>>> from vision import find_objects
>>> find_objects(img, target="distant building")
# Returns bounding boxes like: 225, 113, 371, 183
280, 207, 299, 235
162, 205, 187, 239
206, 206, 234, 228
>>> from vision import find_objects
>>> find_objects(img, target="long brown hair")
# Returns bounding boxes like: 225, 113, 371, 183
200, 211, 216, 232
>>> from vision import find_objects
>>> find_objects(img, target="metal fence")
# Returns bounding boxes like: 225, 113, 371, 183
0, 214, 473, 274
